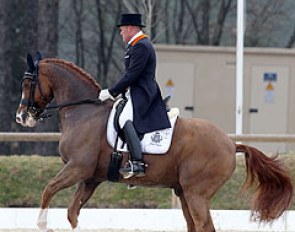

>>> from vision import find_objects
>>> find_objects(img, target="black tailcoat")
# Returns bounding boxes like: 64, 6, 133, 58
109, 36, 171, 134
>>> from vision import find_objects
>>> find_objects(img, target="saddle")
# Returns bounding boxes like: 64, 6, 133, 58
107, 98, 179, 155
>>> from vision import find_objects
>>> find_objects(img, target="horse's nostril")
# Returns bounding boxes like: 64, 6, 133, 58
16, 116, 22, 123
16, 111, 27, 124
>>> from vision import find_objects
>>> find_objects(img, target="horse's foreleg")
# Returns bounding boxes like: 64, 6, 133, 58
68, 181, 100, 231
37, 163, 93, 232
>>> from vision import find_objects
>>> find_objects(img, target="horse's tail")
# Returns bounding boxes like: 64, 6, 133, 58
236, 144, 293, 222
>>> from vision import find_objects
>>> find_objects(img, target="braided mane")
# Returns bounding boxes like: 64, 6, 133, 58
41, 58, 101, 90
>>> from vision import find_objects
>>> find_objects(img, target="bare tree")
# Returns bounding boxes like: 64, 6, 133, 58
37, 0, 59, 57
32, 0, 59, 155
212, 0, 233, 45
163, 0, 172, 44
184, 0, 234, 45
73, 0, 85, 68
286, 26, 295, 48
173, 1, 186, 44
245, 0, 286, 46
95, 0, 122, 87
0, 0, 12, 153
0, 0, 40, 154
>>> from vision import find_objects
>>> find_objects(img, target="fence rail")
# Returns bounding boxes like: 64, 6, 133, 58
0, 132, 61, 141
0, 132, 295, 142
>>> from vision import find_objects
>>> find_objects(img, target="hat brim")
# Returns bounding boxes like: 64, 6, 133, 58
117, 23, 146, 27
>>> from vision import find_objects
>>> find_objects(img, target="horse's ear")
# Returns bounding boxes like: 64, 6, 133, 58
34, 51, 42, 66
27, 53, 35, 72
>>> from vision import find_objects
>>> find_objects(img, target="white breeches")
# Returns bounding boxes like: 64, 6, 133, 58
118, 91, 134, 129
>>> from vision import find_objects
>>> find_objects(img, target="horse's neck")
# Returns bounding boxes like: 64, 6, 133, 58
50, 69, 98, 105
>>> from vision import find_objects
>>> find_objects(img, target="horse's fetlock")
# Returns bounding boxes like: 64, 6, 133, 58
37, 219, 47, 230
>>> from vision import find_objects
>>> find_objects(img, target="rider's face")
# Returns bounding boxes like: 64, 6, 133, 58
120, 26, 132, 44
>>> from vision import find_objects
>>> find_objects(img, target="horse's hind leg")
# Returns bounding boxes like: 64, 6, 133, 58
68, 181, 100, 231
37, 162, 94, 232
178, 192, 195, 232
182, 191, 215, 232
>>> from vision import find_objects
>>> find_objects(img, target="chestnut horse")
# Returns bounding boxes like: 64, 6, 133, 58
16, 54, 293, 232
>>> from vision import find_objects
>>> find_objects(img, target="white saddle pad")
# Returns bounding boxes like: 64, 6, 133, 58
107, 100, 179, 154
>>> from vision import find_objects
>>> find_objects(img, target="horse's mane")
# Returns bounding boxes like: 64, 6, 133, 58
41, 58, 101, 90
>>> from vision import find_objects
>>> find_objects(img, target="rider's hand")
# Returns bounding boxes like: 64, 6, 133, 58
98, 89, 114, 101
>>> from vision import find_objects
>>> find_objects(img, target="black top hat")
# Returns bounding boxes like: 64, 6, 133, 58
117, 14, 145, 27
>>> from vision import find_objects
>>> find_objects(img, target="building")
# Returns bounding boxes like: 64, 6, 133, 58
155, 45, 295, 152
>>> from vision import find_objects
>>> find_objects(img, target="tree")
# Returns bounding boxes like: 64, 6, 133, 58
0, 0, 59, 155
73, 0, 85, 68
32, 0, 59, 155
184, 0, 234, 45
95, 0, 123, 87
286, 26, 295, 48
0, 0, 39, 154
245, 0, 287, 47
0, 0, 12, 154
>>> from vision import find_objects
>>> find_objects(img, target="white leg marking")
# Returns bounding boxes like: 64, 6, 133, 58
37, 208, 48, 232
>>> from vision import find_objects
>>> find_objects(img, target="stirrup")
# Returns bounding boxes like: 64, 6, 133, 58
120, 160, 146, 179
124, 160, 136, 179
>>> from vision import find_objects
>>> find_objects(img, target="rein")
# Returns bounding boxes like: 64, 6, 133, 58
38, 98, 102, 119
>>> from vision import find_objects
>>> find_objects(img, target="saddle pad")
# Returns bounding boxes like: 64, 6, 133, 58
107, 100, 179, 154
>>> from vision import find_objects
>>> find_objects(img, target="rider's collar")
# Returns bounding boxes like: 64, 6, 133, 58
128, 31, 143, 45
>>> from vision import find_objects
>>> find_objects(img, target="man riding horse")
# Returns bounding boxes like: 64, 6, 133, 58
98, 14, 171, 178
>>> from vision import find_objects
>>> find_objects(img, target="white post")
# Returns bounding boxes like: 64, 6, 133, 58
236, 0, 245, 135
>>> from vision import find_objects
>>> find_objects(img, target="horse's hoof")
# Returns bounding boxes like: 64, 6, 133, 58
73, 225, 81, 231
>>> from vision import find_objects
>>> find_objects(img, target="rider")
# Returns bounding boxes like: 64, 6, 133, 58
98, 13, 171, 179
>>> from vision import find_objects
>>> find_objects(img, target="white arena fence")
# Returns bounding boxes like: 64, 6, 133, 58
0, 208, 295, 231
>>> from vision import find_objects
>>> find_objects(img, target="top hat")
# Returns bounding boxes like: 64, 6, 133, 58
117, 14, 145, 27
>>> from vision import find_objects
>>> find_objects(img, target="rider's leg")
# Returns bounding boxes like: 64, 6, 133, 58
119, 120, 145, 178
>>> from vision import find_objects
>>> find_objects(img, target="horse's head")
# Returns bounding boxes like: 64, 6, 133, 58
16, 52, 53, 127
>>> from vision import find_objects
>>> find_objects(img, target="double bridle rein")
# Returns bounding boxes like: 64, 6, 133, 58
20, 66, 101, 121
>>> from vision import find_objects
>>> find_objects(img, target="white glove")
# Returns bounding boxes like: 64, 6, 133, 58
98, 89, 114, 101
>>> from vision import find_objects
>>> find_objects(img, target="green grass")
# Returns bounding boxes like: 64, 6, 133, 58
0, 155, 295, 209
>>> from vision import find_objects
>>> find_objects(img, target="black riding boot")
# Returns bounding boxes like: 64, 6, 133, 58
119, 120, 145, 179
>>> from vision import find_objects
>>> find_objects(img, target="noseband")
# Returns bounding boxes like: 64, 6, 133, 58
20, 68, 48, 120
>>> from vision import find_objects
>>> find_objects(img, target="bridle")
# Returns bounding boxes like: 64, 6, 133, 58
20, 66, 49, 120
20, 63, 102, 121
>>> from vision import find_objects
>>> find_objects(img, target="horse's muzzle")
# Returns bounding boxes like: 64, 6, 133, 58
16, 110, 37, 127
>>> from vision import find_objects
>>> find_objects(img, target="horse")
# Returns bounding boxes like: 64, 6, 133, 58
16, 53, 293, 232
